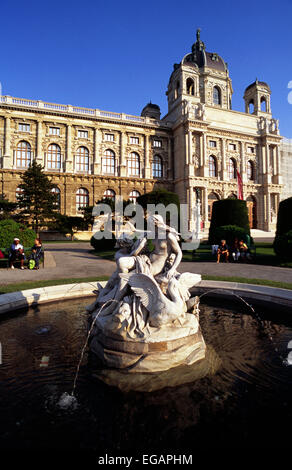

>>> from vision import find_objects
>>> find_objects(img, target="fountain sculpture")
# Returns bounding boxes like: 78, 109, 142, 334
88, 215, 206, 372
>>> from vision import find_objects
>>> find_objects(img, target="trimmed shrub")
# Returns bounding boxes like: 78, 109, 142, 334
209, 199, 250, 244
213, 225, 250, 245
90, 232, 116, 251
273, 230, 292, 260
0, 219, 36, 249
275, 197, 292, 237
137, 188, 180, 210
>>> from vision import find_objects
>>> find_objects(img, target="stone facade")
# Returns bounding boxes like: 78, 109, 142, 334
0, 31, 283, 231
280, 138, 292, 201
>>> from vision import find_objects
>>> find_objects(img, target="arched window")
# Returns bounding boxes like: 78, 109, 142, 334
208, 192, 220, 221
261, 96, 267, 112
152, 155, 162, 178
51, 187, 61, 209
76, 146, 89, 172
127, 152, 140, 177
129, 190, 141, 203
76, 188, 89, 211
102, 149, 115, 175
208, 156, 217, 177
213, 86, 221, 106
247, 160, 254, 181
248, 99, 254, 114
103, 189, 115, 200
228, 158, 236, 179
16, 141, 32, 168
47, 144, 61, 170
186, 78, 194, 96
174, 80, 180, 100
227, 193, 237, 199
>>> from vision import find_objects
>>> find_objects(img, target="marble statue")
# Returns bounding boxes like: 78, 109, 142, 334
89, 214, 206, 372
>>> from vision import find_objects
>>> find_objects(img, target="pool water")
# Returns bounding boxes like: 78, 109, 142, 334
0, 296, 291, 454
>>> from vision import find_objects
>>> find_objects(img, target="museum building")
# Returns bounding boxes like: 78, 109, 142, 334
0, 30, 283, 232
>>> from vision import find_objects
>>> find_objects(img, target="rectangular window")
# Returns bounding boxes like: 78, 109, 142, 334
130, 136, 139, 145
18, 123, 30, 132
78, 130, 88, 139
229, 143, 236, 151
153, 140, 162, 148
49, 127, 60, 136
105, 133, 114, 142
247, 146, 255, 154
209, 140, 217, 148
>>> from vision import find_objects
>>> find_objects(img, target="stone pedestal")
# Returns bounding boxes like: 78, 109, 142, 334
90, 312, 206, 373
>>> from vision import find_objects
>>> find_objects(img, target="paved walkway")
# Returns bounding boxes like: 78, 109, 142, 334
1, 241, 292, 286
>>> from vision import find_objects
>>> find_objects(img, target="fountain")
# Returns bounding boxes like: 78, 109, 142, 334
87, 214, 205, 373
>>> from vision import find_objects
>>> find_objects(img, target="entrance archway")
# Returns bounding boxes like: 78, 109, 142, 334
246, 195, 257, 229
208, 192, 220, 221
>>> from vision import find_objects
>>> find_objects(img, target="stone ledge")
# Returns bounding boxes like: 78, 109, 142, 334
193, 280, 292, 308
0, 281, 107, 315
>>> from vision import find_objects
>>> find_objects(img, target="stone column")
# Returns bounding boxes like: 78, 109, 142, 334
240, 141, 245, 182
120, 131, 127, 177
36, 120, 43, 164
276, 144, 282, 184
221, 137, 226, 180
93, 127, 101, 174
188, 130, 194, 176
266, 192, 271, 230
3, 116, 13, 169
65, 123, 73, 172
202, 133, 207, 177
204, 187, 208, 225
167, 137, 172, 179
266, 143, 271, 183
144, 134, 151, 179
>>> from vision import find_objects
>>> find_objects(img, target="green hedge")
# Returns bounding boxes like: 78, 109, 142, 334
275, 197, 292, 237
90, 232, 116, 251
0, 219, 36, 249
209, 199, 250, 244
273, 229, 292, 260
213, 225, 250, 245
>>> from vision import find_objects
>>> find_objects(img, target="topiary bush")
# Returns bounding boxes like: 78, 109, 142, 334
275, 197, 292, 237
0, 219, 36, 249
213, 225, 249, 245
273, 230, 292, 260
209, 199, 250, 244
90, 232, 116, 251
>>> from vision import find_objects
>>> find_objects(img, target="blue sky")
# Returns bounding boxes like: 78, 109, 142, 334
1, 0, 292, 137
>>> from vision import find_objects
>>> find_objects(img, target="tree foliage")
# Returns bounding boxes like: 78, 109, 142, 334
0, 219, 36, 249
17, 161, 58, 233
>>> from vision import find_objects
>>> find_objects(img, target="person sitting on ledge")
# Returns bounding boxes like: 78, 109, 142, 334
239, 239, 251, 262
216, 239, 229, 263
9, 237, 25, 269
29, 238, 44, 270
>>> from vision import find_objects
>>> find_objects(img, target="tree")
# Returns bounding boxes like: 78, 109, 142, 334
17, 161, 58, 233
49, 214, 85, 241
0, 194, 17, 221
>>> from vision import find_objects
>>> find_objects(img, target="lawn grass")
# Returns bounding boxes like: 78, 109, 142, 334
183, 242, 292, 268
0, 276, 109, 294
201, 274, 292, 290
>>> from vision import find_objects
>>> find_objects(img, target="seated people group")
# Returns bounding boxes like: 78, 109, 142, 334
216, 238, 251, 263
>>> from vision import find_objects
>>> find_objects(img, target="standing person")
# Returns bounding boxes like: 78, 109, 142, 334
29, 238, 44, 270
9, 237, 25, 269
216, 239, 229, 263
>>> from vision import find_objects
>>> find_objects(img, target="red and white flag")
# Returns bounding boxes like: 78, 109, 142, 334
236, 170, 243, 200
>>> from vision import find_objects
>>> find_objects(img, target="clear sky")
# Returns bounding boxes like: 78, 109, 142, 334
1, 0, 292, 137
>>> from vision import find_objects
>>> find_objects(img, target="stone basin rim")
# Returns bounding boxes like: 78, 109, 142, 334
0, 280, 292, 316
